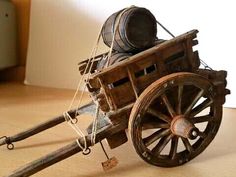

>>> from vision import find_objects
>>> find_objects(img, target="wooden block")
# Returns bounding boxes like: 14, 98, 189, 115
101, 157, 118, 171
106, 130, 128, 149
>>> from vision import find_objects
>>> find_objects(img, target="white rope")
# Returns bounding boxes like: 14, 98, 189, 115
75, 32, 102, 114
67, 31, 102, 111
64, 6, 135, 151
63, 112, 87, 152
63, 24, 104, 152
89, 6, 135, 145
88, 6, 135, 146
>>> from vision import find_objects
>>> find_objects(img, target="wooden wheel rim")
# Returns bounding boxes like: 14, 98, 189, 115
129, 72, 222, 167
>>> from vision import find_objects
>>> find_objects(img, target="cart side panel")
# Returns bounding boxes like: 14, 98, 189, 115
88, 30, 200, 111
196, 69, 230, 104
109, 82, 136, 108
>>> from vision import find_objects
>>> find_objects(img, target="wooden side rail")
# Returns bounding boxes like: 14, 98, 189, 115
87, 30, 200, 111
88, 29, 199, 88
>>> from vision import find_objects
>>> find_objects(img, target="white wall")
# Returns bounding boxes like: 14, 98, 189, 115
26, 0, 235, 107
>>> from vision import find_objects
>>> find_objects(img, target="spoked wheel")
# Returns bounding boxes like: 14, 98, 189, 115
129, 72, 222, 167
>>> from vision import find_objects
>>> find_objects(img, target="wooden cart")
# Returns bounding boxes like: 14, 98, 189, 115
0, 30, 230, 176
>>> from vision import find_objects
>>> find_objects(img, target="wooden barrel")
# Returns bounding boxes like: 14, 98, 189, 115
108, 52, 131, 66
97, 52, 131, 70
102, 7, 157, 53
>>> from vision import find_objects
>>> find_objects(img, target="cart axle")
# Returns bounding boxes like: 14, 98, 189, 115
171, 115, 199, 140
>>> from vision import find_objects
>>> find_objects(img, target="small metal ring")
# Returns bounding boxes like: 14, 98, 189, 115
7, 143, 14, 150
70, 118, 78, 124
82, 148, 91, 155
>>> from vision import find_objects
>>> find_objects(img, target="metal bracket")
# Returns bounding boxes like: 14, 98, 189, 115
0, 136, 14, 150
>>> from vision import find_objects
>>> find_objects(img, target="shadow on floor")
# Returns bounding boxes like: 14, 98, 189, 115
72, 161, 204, 177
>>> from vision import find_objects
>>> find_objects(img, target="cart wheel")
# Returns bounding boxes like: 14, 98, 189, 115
129, 72, 222, 167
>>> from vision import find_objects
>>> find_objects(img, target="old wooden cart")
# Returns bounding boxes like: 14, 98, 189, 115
0, 30, 230, 176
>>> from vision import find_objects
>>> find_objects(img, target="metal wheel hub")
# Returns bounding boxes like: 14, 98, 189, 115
170, 115, 199, 140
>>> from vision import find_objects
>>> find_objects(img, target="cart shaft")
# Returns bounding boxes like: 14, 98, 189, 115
0, 102, 95, 147
5, 121, 126, 177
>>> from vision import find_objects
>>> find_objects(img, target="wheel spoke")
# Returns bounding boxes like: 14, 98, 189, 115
142, 121, 169, 130
143, 129, 170, 147
184, 89, 205, 116
190, 98, 213, 117
161, 94, 176, 117
198, 131, 207, 139
181, 138, 193, 153
176, 85, 183, 114
191, 115, 213, 124
169, 136, 179, 159
151, 134, 173, 155
147, 108, 172, 123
